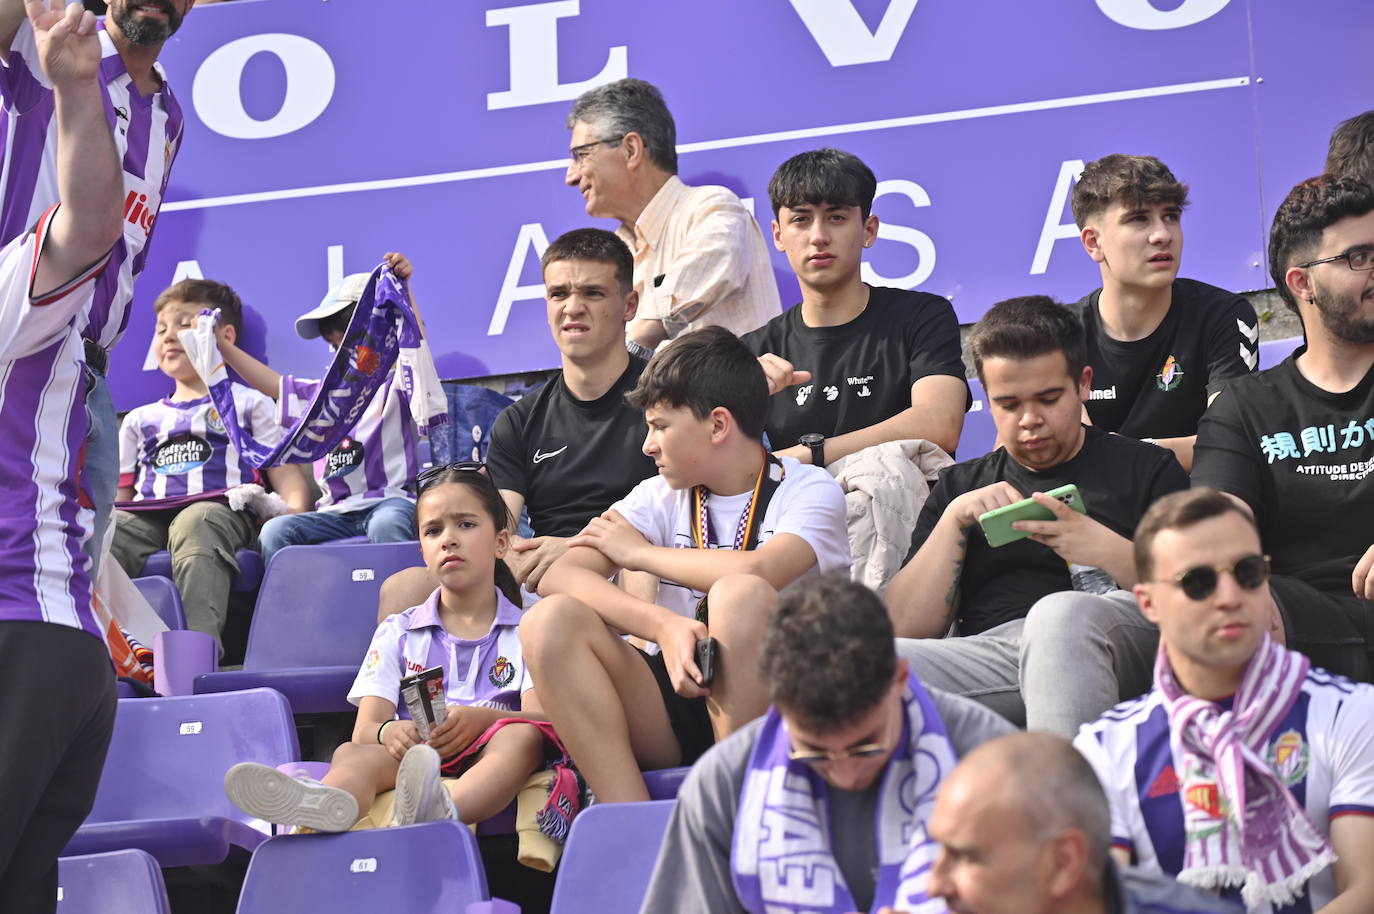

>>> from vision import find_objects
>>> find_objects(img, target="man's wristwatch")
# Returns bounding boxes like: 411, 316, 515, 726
625, 339, 656, 361
799, 433, 826, 467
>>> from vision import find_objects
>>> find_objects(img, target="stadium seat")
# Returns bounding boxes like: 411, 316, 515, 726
960, 378, 998, 458
63, 688, 299, 868
549, 800, 674, 914
1259, 335, 1302, 369
643, 766, 689, 800
132, 575, 186, 630
236, 821, 517, 914
57, 849, 171, 914
191, 541, 423, 713
139, 547, 264, 593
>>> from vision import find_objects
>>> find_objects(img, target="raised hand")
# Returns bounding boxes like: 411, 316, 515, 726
25, 0, 101, 90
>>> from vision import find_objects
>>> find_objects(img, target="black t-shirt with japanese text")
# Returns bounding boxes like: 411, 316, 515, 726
486, 357, 657, 538
1192, 349, 1374, 593
1071, 279, 1257, 439
907, 426, 1189, 635
741, 284, 968, 451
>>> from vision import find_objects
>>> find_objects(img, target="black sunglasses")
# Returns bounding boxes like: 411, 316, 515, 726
415, 460, 487, 494
1159, 553, 1270, 601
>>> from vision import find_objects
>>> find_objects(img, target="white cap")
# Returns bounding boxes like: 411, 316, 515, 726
294, 273, 370, 339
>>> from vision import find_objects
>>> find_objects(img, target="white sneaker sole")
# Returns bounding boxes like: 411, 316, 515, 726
225, 763, 358, 833
393, 745, 457, 826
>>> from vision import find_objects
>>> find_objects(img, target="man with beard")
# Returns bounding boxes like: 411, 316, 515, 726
0, 0, 191, 578
1192, 174, 1374, 684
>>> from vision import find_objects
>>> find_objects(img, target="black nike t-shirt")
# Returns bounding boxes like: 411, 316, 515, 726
740, 285, 968, 450
1193, 350, 1374, 593
1071, 278, 1257, 439
486, 358, 657, 538
908, 426, 1189, 635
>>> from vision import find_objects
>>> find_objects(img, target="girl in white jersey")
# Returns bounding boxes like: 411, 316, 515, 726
224, 465, 556, 832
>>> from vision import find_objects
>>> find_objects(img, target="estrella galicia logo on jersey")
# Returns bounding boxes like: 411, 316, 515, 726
152, 434, 212, 475
325, 437, 364, 478
203, 406, 226, 435
488, 656, 516, 688
1266, 729, 1310, 785
1155, 355, 1184, 391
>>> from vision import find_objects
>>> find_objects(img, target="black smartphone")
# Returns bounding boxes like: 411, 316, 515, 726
695, 637, 719, 687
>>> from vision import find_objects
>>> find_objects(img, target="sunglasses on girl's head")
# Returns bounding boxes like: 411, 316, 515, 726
415, 460, 486, 493
1158, 553, 1270, 601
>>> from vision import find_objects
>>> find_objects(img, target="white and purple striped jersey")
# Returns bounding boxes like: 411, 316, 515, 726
279, 373, 418, 513
348, 587, 531, 715
0, 20, 182, 352
118, 384, 282, 502
0, 206, 111, 638
1075, 670, 1374, 914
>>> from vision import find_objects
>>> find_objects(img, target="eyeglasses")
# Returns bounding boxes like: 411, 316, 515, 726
568, 135, 624, 167
788, 742, 888, 767
1296, 247, 1374, 272
415, 460, 486, 494
1157, 553, 1270, 601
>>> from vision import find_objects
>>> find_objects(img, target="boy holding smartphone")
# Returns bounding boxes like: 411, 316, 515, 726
884, 296, 1187, 736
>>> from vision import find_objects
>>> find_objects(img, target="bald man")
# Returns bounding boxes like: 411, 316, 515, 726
927, 732, 1238, 914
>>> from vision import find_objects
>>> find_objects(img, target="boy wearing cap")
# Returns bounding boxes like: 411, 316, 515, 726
218, 253, 427, 567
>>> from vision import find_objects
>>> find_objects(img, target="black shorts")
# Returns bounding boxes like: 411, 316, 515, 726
637, 648, 715, 766
1271, 574, 1374, 682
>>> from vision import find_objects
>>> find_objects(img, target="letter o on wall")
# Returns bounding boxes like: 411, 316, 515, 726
1095, 0, 1231, 30
192, 34, 336, 139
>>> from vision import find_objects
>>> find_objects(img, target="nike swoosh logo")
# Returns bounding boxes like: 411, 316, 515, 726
532, 445, 568, 464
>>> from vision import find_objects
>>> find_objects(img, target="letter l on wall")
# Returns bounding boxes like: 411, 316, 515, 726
486, 1, 628, 110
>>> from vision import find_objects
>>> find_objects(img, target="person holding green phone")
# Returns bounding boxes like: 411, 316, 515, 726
884, 296, 1187, 737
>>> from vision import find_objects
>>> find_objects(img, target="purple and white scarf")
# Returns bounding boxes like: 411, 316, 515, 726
731, 673, 954, 914
179, 265, 446, 469
1158, 635, 1336, 909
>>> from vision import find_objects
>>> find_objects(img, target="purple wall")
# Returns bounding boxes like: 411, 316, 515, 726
109, 0, 1373, 409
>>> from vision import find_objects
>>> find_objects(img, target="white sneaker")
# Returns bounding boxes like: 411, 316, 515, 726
225, 763, 358, 833
392, 744, 459, 826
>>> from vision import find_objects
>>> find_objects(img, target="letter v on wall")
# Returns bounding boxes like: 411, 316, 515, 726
788, 0, 920, 67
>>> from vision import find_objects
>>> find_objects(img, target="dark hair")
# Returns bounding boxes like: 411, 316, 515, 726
155, 279, 245, 336
768, 148, 878, 219
415, 467, 520, 607
1268, 174, 1374, 314
967, 295, 1086, 382
316, 304, 356, 341
760, 576, 897, 733
567, 78, 677, 174
1070, 154, 1190, 228
1325, 111, 1374, 186
1133, 487, 1257, 583
540, 228, 635, 292
625, 325, 767, 440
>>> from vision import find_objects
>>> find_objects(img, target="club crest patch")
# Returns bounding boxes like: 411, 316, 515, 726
1156, 354, 1184, 391
1267, 729, 1310, 785
203, 406, 226, 434
488, 656, 516, 688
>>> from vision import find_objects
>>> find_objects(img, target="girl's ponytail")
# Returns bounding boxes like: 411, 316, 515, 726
494, 558, 522, 608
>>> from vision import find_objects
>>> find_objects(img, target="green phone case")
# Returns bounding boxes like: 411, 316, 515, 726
977, 484, 1086, 548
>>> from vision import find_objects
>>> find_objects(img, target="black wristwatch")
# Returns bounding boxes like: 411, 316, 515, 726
799, 433, 826, 467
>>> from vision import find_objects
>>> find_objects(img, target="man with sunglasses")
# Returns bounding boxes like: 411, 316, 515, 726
564, 78, 779, 352
640, 576, 1012, 914
1193, 174, 1374, 684
1075, 487, 1374, 913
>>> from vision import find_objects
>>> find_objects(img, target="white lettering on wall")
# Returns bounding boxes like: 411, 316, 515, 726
486, 1, 627, 111
327, 244, 345, 290
170, 259, 205, 284
488, 223, 551, 335
1030, 159, 1086, 275
862, 179, 936, 289
192, 34, 336, 140
1095, 0, 1231, 30
788, 0, 920, 67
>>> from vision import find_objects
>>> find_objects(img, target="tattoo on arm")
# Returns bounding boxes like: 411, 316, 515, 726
943, 534, 966, 612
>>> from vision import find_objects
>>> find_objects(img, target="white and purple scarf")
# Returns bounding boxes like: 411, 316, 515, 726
179, 265, 446, 469
1158, 635, 1336, 909
731, 673, 954, 914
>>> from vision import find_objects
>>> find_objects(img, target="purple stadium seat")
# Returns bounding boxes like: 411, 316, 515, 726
192, 541, 424, 713
131, 575, 186, 630
63, 688, 300, 868
549, 800, 674, 914
960, 378, 998, 459
235, 821, 516, 914
1259, 335, 1302, 369
643, 766, 689, 800
58, 849, 171, 914
139, 547, 264, 593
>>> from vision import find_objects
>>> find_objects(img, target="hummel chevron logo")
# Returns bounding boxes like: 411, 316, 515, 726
533, 446, 568, 464
1237, 319, 1259, 344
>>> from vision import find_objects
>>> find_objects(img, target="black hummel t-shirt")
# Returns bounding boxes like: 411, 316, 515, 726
486, 357, 657, 538
740, 285, 968, 450
908, 426, 1189, 635
1072, 279, 1257, 439
1193, 350, 1374, 593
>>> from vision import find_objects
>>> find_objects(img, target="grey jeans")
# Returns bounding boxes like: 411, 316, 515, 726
895, 589, 1159, 737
